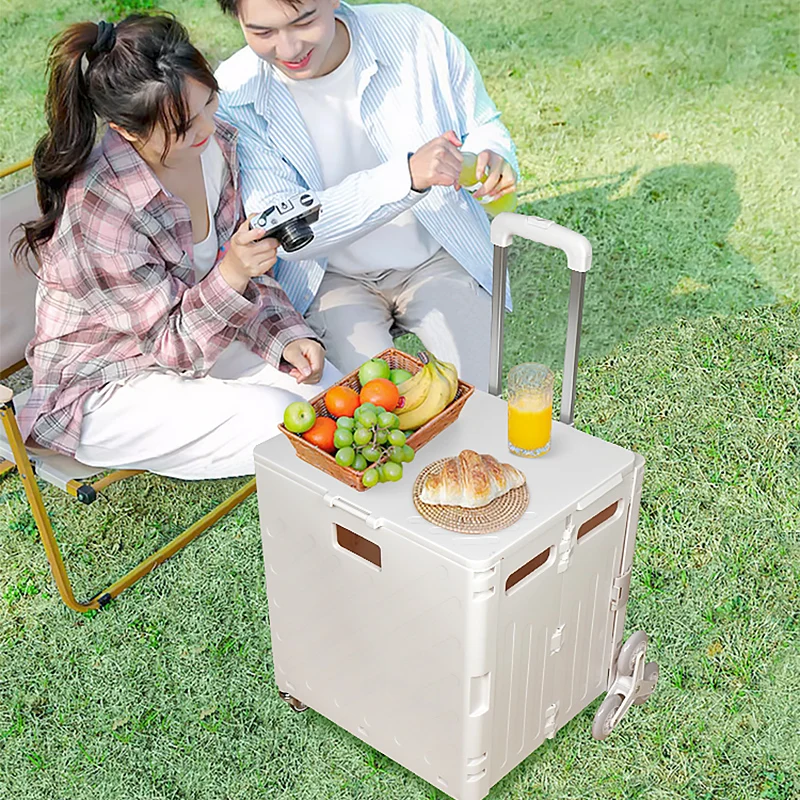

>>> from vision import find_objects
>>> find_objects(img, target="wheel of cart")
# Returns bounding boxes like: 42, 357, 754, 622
592, 631, 659, 739
279, 691, 308, 713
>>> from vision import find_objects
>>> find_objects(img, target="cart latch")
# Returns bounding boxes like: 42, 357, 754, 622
557, 525, 576, 573
610, 568, 632, 612
550, 625, 565, 654
544, 702, 559, 739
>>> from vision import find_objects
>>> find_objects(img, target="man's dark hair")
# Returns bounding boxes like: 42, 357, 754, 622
217, 0, 305, 17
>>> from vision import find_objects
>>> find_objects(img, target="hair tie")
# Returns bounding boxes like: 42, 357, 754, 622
91, 20, 117, 55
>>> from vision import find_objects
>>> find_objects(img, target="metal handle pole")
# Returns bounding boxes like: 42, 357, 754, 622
489, 245, 509, 397
561, 271, 586, 425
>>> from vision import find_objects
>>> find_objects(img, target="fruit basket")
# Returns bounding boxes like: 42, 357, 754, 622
278, 348, 474, 492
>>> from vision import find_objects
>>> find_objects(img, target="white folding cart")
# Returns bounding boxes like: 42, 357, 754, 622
253, 213, 658, 800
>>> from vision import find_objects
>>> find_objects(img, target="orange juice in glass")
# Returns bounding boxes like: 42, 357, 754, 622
508, 364, 554, 458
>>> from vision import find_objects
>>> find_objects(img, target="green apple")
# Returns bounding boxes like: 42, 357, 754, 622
283, 401, 316, 434
389, 368, 413, 385
358, 358, 390, 386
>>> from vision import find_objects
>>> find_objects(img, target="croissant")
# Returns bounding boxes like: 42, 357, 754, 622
420, 450, 526, 508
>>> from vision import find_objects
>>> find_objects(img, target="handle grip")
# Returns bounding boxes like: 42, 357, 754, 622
488, 212, 592, 426
323, 493, 384, 530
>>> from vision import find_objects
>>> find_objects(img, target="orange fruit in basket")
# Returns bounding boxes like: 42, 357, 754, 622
359, 378, 400, 412
302, 416, 337, 453
324, 385, 361, 418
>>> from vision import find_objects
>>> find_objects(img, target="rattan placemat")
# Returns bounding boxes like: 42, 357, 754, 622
412, 458, 530, 534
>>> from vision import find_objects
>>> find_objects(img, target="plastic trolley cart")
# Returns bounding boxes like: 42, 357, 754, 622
253, 213, 658, 800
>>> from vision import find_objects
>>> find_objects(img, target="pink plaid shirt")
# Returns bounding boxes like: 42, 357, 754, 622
19, 118, 317, 457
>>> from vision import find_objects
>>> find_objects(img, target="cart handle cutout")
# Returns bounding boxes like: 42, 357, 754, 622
505, 546, 553, 593
577, 500, 621, 542
335, 524, 381, 568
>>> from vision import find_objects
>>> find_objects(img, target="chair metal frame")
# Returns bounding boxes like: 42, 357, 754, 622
0, 160, 256, 613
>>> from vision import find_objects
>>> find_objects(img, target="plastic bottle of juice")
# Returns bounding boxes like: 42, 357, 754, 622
458, 152, 518, 216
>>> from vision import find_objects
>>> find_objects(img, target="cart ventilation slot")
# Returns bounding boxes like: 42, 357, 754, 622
335, 525, 381, 568
577, 500, 620, 541
505, 546, 552, 593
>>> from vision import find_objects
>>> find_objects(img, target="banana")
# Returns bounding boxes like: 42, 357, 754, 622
432, 357, 459, 402
396, 362, 451, 430
396, 364, 434, 413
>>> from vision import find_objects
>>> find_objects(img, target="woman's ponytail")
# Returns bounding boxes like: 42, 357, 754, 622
15, 22, 107, 263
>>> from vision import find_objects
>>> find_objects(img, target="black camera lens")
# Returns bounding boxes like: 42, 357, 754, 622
278, 219, 314, 252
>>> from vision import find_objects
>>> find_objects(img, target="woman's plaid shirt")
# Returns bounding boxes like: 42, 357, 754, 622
18, 119, 316, 457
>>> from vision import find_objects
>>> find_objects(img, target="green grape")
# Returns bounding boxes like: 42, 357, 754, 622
335, 447, 355, 467
358, 410, 378, 428
375, 429, 389, 445
387, 429, 406, 447
357, 402, 376, 416
352, 453, 368, 471
374, 406, 386, 415
336, 416, 355, 430
363, 446, 381, 463
362, 468, 379, 488
388, 446, 405, 464
375, 464, 387, 482
333, 429, 354, 449
382, 461, 403, 482
353, 427, 372, 446
377, 412, 396, 429
401, 444, 415, 462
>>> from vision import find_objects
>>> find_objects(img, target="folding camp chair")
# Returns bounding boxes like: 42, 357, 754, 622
0, 160, 256, 613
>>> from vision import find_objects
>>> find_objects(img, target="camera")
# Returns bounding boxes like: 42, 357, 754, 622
250, 191, 322, 253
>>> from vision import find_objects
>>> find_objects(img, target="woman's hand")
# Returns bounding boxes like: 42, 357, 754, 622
471, 150, 517, 201
218, 217, 280, 293
282, 338, 325, 384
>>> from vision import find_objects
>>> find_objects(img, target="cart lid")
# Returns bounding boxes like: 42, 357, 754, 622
254, 390, 637, 569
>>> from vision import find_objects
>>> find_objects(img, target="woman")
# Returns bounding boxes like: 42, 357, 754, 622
15, 14, 340, 479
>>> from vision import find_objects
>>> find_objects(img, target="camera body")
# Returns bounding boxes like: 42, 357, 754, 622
250, 191, 322, 253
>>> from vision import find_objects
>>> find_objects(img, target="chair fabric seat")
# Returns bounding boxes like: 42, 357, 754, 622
0, 388, 102, 488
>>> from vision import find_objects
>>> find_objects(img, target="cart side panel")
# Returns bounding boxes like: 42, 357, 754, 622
255, 465, 498, 800
609, 454, 646, 682
551, 472, 634, 730
489, 518, 568, 783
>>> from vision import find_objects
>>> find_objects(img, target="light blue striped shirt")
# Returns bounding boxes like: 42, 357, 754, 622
216, 1, 517, 314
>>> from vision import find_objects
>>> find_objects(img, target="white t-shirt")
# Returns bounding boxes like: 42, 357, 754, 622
193, 135, 226, 278
274, 25, 440, 276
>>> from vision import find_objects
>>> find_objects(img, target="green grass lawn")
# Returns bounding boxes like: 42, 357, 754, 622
1, 1, 798, 798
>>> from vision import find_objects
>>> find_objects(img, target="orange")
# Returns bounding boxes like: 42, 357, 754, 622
359, 378, 400, 412
324, 385, 361, 418
302, 416, 337, 453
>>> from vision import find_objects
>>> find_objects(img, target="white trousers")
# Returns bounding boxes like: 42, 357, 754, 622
75, 342, 342, 479
304, 248, 492, 391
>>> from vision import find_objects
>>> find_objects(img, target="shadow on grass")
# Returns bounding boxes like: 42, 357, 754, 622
505, 162, 775, 374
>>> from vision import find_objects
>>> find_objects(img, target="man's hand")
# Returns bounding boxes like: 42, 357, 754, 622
409, 131, 463, 192
471, 150, 517, 201
282, 338, 325, 384
218, 216, 280, 294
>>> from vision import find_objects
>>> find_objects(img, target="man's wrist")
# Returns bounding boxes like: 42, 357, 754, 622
407, 152, 427, 194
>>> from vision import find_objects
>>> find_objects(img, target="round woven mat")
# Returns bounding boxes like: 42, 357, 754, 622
412, 458, 530, 534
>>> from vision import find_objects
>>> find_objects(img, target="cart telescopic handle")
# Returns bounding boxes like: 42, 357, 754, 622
488, 212, 592, 426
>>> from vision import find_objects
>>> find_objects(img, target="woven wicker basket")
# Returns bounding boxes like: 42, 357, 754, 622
278, 348, 474, 491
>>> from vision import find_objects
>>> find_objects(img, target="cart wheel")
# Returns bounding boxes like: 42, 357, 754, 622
633, 662, 659, 705
279, 691, 308, 713
592, 693, 624, 741
617, 631, 648, 677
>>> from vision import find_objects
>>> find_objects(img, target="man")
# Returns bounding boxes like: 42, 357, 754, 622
215, 0, 518, 390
